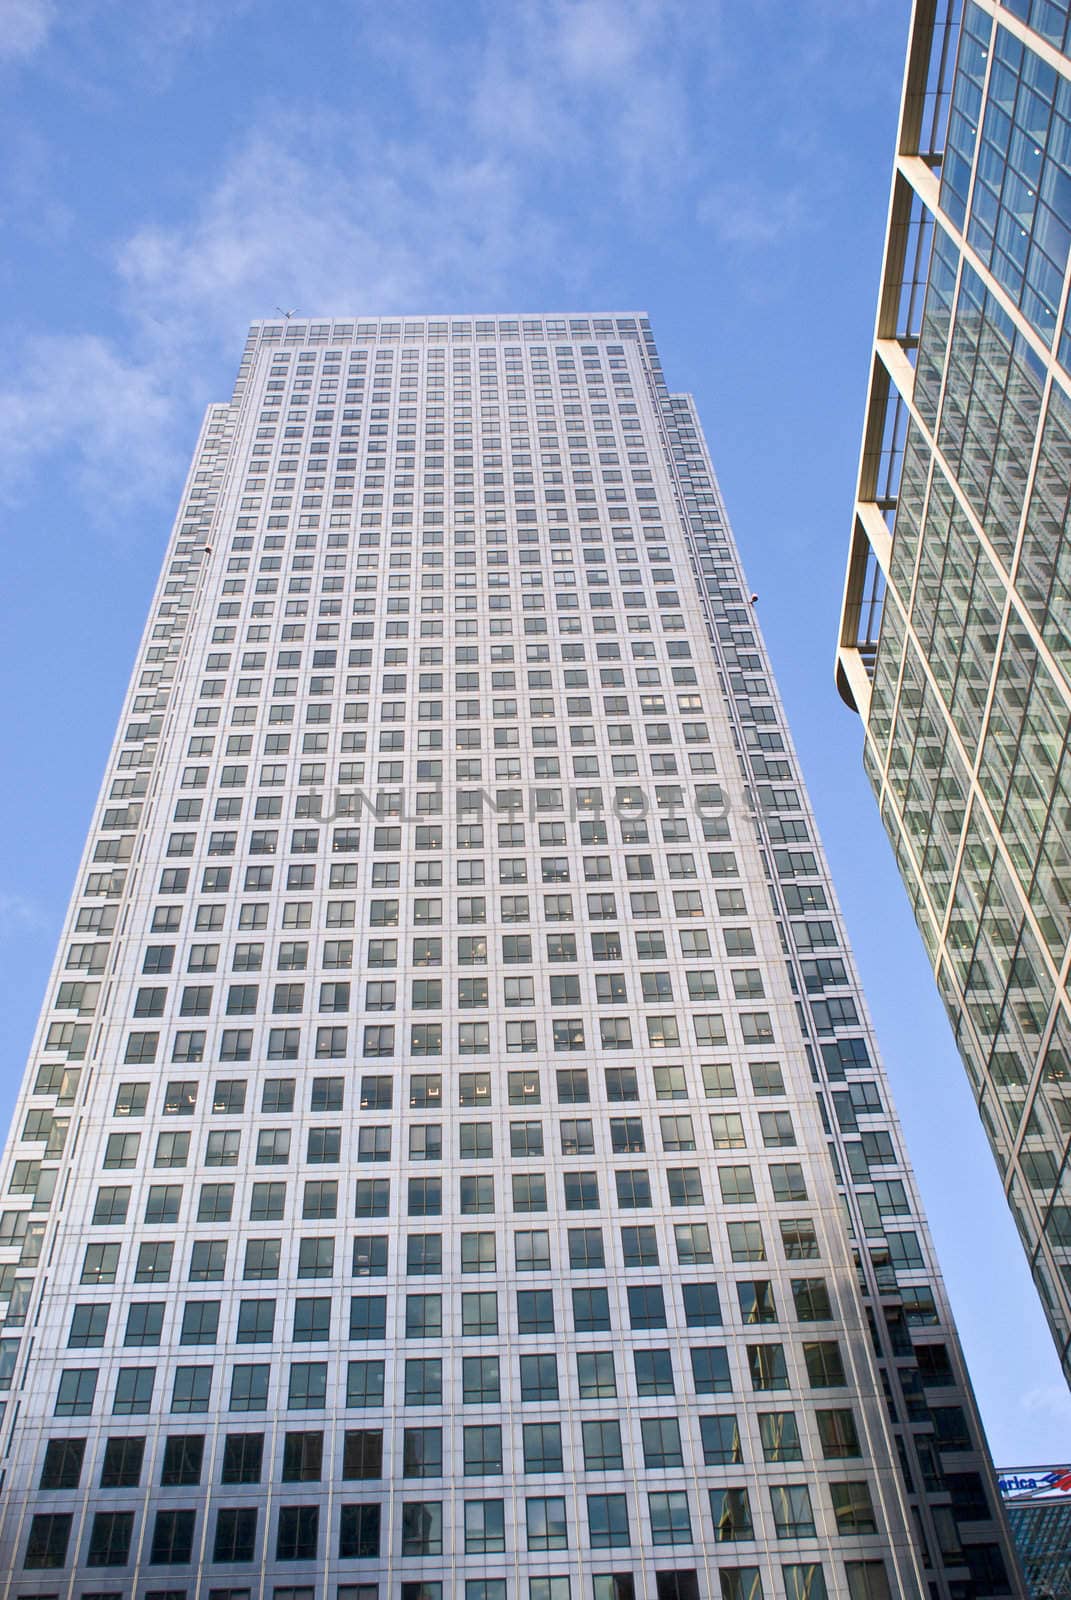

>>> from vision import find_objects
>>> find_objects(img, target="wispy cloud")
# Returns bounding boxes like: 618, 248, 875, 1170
122, 0, 255, 84
699, 180, 810, 248
0, 0, 896, 519
0, 891, 49, 940
0, 0, 55, 61
117, 113, 550, 345
0, 333, 179, 513
1020, 1382, 1071, 1425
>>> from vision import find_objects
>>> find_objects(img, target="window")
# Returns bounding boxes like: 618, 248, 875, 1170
460, 1175, 494, 1213
718, 1166, 755, 1205
55, 1368, 97, 1416
803, 1341, 846, 1388
759, 1110, 795, 1148
171, 1365, 212, 1413
829, 1481, 877, 1535
524, 1420, 564, 1473
816, 1409, 861, 1459
408, 1177, 442, 1216
748, 1344, 789, 1391
648, 1491, 692, 1545
23, 1511, 72, 1569
563, 1170, 599, 1211
572, 1285, 611, 1332
245, 1239, 282, 1280
342, 1427, 383, 1480
462, 1233, 497, 1275
577, 1350, 617, 1399
690, 1346, 731, 1395
288, 1361, 327, 1410
770, 1164, 807, 1203
403, 1426, 443, 1478
189, 1240, 227, 1281
844, 1562, 892, 1600
655, 1575, 699, 1600
213, 1506, 258, 1564
70, 1303, 110, 1347
462, 1355, 500, 1404
401, 1500, 443, 1556
593, 1579, 636, 1600
588, 1494, 631, 1549
39, 1436, 86, 1490
642, 1417, 683, 1469
229, 1364, 270, 1412
668, 1167, 703, 1206
110, 1363, 153, 1414
727, 1222, 766, 1263
520, 1353, 559, 1401
354, 1179, 390, 1216
615, 1171, 651, 1208
83, 1241, 122, 1283
780, 1219, 819, 1260
221, 1432, 263, 1484
709, 1487, 753, 1542
348, 1359, 387, 1407
700, 1413, 742, 1466
526, 1496, 568, 1551
292, 1297, 333, 1342
759, 1410, 802, 1462
557, 1065, 590, 1104
463, 1422, 503, 1476
464, 1498, 505, 1553
156, 1433, 202, 1491
511, 1120, 544, 1157
770, 1483, 815, 1538
515, 1230, 552, 1272
627, 1285, 666, 1330
512, 1177, 547, 1209
357, 1127, 391, 1163
737, 1281, 777, 1325
406, 1292, 443, 1339
783, 1568, 829, 1600
632, 1345, 675, 1397
150, 1507, 197, 1565
276, 1504, 319, 1561
338, 1503, 381, 1560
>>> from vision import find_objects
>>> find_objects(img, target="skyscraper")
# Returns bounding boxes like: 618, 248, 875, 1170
837, 0, 1071, 1384
0, 312, 1018, 1599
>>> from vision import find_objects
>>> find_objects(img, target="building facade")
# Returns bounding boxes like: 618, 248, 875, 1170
996, 1467, 1071, 1596
837, 0, 1071, 1383
0, 312, 1019, 1599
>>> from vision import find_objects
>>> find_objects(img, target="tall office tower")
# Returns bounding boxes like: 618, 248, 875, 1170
837, 0, 1071, 1385
0, 312, 1019, 1600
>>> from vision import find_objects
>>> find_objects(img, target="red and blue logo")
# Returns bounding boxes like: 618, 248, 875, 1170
998, 1467, 1071, 1500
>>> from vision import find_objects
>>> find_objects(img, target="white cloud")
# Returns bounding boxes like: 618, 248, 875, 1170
123, 0, 255, 83
116, 113, 554, 346
0, 0, 872, 513
0, 891, 49, 940
1021, 1382, 1071, 1423
699, 180, 809, 248
0, 0, 55, 61
0, 333, 180, 515
359, 0, 715, 201
0, 109, 561, 520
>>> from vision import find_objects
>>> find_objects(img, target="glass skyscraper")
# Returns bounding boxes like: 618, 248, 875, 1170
996, 1466, 1071, 1599
837, 0, 1071, 1385
0, 312, 1018, 1598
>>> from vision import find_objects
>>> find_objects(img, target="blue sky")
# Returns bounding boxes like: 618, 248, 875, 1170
1, 0, 1068, 1461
